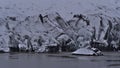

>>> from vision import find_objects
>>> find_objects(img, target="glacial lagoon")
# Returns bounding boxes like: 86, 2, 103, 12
0, 52, 120, 68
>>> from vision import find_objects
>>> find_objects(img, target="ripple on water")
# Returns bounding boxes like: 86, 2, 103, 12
108, 64, 120, 67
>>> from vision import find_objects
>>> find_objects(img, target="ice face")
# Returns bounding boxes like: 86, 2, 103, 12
0, 0, 120, 52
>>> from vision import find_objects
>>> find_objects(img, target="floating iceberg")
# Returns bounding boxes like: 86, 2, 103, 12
72, 47, 103, 56
0, 47, 9, 53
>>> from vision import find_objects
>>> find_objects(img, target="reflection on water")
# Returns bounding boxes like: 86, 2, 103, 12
0, 52, 120, 68
47, 54, 76, 59
8, 53, 19, 59
108, 64, 120, 66
106, 60, 120, 62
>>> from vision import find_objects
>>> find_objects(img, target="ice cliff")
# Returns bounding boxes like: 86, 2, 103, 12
0, 0, 120, 52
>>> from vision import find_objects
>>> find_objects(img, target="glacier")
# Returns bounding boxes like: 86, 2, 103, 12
0, 0, 120, 52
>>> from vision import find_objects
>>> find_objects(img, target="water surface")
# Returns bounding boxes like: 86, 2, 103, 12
0, 52, 120, 68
